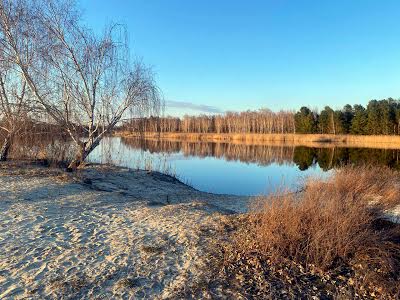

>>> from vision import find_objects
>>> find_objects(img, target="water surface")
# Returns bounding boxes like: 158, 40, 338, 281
88, 137, 400, 196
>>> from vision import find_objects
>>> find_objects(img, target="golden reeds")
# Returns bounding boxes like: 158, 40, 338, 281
116, 132, 400, 149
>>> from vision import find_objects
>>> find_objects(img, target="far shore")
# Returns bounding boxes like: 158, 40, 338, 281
115, 131, 400, 149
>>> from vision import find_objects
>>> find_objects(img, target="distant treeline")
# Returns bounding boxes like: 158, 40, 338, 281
295, 99, 400, 135
123, 109, 295, 134
121, 98, 400, 135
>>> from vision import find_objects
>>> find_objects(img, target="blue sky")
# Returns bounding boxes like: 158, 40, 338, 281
81, 0, 400, 115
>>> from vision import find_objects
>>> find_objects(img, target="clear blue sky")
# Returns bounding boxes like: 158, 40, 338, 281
81, 0, 400, 115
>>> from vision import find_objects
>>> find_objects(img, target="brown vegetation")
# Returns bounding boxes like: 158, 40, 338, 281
117, 131, 400, 149
221, 166, 400, 298
0, 121, 74, 166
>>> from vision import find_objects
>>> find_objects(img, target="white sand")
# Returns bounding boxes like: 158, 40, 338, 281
0, 164, 252, 299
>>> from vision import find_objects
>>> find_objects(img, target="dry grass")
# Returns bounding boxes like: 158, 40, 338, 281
228, 166, 400, 298
117, 131, 400, 149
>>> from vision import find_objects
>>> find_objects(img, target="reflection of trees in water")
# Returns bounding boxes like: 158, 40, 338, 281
293, 147, 316, 171
294, 147, 400, 170
121, 138, 296, 167
121, 137, 400, 171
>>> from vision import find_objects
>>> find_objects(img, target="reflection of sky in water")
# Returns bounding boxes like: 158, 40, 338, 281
88, 137, 330, 196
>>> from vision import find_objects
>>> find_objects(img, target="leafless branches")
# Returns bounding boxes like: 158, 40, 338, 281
0, 0, 161, 168
124, 109, 296, 134
0, 26, 33, 160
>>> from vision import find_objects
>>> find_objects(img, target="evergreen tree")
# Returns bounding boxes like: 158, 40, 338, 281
294, 107, 317, 133
318, 106, 334, 134
317, 106, 344, 134
395, 105, 400, 135
342, 104, 354, 133
366, 100, 381, 134
350, 104, 368, 135
379, 99, 396, 135
333, 110, 345, 134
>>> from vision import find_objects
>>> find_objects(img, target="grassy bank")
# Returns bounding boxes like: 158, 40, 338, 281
116, 132, 400, 149
220, 166, 400, 298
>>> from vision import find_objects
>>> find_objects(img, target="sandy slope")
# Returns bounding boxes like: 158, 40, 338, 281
0, 164, 251, 299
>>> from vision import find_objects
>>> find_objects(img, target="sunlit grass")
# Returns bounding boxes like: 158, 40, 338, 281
225, 166, 400, 297
117, 131, 400, 149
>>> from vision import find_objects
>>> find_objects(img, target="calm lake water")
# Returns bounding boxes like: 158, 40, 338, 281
88, 137, 400, 196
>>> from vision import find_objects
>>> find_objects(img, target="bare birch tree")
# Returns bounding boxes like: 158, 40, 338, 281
0, 0, 161, 169
0, 1, 34, 161
0, 65, 31, 160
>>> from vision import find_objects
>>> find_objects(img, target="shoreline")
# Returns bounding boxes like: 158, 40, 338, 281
1, 162, 399, 298
0, 162, 252, 298
0, 161, 253, 213
115, 132, 400, 149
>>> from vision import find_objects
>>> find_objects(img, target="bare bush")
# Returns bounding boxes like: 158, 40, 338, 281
231, 166, 400, 297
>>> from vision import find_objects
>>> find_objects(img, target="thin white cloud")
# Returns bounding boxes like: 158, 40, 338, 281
166, 100, 223, 114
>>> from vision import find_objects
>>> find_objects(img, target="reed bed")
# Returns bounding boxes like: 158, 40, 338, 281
117, 132, 400, 149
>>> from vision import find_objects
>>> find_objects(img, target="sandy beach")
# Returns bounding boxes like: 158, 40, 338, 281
2, 163, 400, 299
0, 163, 252, 299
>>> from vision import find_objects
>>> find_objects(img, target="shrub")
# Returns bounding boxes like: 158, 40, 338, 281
235, 166, 400, 297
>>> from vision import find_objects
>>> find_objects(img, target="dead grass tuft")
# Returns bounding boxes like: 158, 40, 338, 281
230, 166, 400, 298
